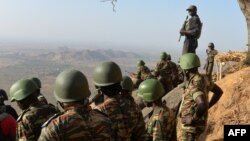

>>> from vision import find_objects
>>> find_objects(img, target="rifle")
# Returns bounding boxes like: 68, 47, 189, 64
178, 16, 188, 42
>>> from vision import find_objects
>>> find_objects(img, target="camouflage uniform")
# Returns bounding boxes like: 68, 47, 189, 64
38, 104, 113, 141
182, 14, 202, 54
96, 94, 146, 141
17, 102, 58, 141
205, 49, 218, 78
120, 92, 146, 141
168, 60, 181, 88
145, 106, 175, 141
154, 60, 174, 93
179, 73, 213, 141
136, 66, 153, 81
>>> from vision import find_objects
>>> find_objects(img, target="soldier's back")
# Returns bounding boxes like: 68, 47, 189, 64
156, 60, 172, 77
97, 96, 130, 141
39, 107, 113, 141
38, 106, 93, 141
89, 109, 113, 141
17, 102, 58, 141
146, 106, 175, 141
120, 95, 145, 141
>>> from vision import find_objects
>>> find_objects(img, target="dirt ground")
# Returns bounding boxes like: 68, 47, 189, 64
196, 66, 250, 141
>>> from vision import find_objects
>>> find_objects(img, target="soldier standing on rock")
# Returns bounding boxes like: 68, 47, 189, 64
179, 5, 202, 54
204, 42, 218, 79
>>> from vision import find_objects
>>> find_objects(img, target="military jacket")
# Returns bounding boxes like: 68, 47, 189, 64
96, 95, 130, 141
136, 66, 153, 80
38, 104, 113, 141
16, 102, 58, 141
145, 106, 175, 141
180, 73, 214, 133
155, 60, 172, 79
185, 14, 202, 39
120, 93, 146, 141
207, 50, 218, 63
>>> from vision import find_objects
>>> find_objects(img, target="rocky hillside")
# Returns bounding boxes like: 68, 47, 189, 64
200, 66, 250, 140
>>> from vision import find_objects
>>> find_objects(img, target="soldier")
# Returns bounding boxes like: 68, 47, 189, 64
0, 89, 18, 119
138, 79, 175, 141
166, 53, 184, 87
204, 42, 218, 79
179, 53, 223, 141
93, 61, 145, 141
38, 69, 113, 141
153, 52, 174, 93
120, 75, 146, 139
120, 75, 135, 101
133, 60, 153, 88
180, 5, 202, 54
121, 76, 143, 108
30, 77, 49, 104
9, 79, 58, 141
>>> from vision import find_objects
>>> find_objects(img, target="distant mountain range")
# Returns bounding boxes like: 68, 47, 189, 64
39, 48, 143, 63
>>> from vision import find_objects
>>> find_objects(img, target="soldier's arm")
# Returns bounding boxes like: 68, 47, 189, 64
194, 94, 208, 119
181, 93, 207, 125
185, 17, 201, 36
208, 84, 223, 109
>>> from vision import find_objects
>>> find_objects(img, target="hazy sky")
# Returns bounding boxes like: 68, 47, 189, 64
0, 0, 247, 56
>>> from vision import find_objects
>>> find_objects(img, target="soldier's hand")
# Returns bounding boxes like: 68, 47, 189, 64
181, 116, 193, 125
179, 29, 186, 35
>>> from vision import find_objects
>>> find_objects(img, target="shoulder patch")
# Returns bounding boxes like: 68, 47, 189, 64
41, 113, 62, 128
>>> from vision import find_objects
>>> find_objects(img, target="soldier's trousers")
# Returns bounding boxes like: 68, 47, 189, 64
205, 62, 214, 79
182, 37, 198, 55
181, 130, 200, 141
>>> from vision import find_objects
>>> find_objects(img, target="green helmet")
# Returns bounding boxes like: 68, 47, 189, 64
121, 76, 133, 91
208, 42, 215, 49
186, 5, 197, 12
54, 69, 91, 102
138, 79, 165, 103
137, 60, 145, 67
30, 77, 41, 88
179, 53, 200, 70
10, 79, 37, 102
93, 61, 122, 87
160, 52, 167, 59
